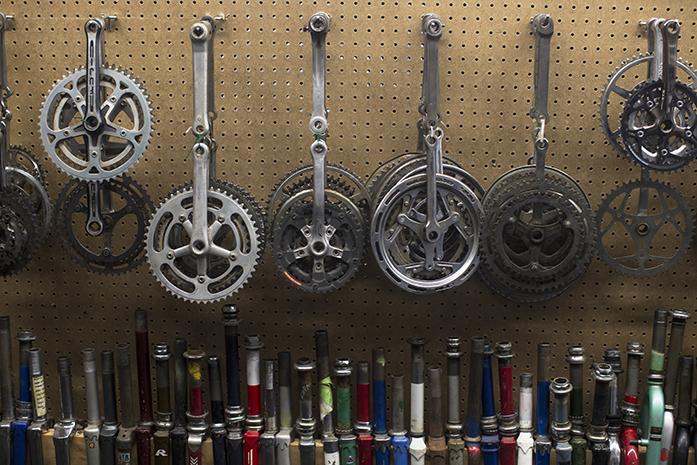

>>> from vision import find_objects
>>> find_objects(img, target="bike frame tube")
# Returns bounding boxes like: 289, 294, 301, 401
210, 355, 228, 465
481, 342, 499, 465
336, 358, 357, 465
296, 358, 317, 465
356, 361, 373, 465
153, 343, 173, 465
28, 348, 47, 465
446, 338, 465, 465
672, 356, 692, 465
277, 352, 293, 465
0, 316, 13, 465
517, 373, 534, 465
535, 343, 552, 465
12, 329, 34, 465
116, 344, 137, 465
390, 374, 410, 465
639, 310, 667, 465
496, 342, 518, 465
100, 351, 118, 465
171, 338, 189, 465
316, 330, 339, 465
466, 337, 485, 465
244, 335, 264, 465
567, 345, 586, 465
134, 309, 154, 465
621, 343, 643, 465
373, 349, 389, 465
185, 349, 208, 465
408, 338, 427, 465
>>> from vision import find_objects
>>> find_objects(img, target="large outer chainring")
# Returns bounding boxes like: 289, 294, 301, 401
267, 164, 370, 221
6, 146, 51, 235
0, 189, 40, 276
40, 65, 153, 181
371, 173, 484, 294
596, 178, 694, 277
619, 79, 697, 171
367, 153, 484, 210
146, 184, 262, 303
271, 189, 366, 293
56, 175, 154, 274
480, 167, 597, 302
600, 54, 697, 156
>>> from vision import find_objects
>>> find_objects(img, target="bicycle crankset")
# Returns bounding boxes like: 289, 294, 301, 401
146, 17, 265, 302
0, 14, 47, 275
270, 13, 368, 293
596, 169, 694, 277
371, 15, 484, 294
479, 14, 597, 302
40, 17, 152, 182
56, 175, 153, 274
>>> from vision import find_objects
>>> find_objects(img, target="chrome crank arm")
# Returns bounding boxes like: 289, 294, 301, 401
0, 14, 14, 189
308, 12, 330, 248
86, 182, 105, 236
660, 20, 680, 120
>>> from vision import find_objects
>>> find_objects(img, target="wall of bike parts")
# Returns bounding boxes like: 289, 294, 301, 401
2, 0, 697, 417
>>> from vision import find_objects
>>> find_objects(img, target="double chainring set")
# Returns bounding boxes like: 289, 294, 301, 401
40, 16, 155, 274
2, 11, 696, 302
597, 18, 697, 277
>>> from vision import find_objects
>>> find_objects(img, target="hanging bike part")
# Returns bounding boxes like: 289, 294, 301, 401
0, 14, 42, 276
56, 175, 153, 274
270, 12, 367, 293
40, 16, 152, 181
146, 17, 263, 303
600, 19, 697, 158
596, 168, 693, 277
371, 14, 484, 294
619, 20, 697, 171
479, 14, 596, 302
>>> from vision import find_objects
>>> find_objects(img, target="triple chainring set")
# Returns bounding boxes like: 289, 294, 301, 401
0, 14, 51, 276
3, 11, 697, 302
597, 18, 697, 277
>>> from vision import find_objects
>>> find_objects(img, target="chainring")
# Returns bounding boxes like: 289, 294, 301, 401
271, 189, 365, 293
56, 175, 154, 274
596, 178, 694, 277
599, 54, 697, 156
619, 79, 697, 170
146, 183, 262, 303
267, 163, 370, 221
6, 146, 52, 235
479, 167, 597, 302
371, 173, 484, 294
40, 65, 153, 181
0, 188, 41, 276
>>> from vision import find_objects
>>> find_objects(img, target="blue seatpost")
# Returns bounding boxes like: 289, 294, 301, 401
390, 374, 410, 465
481, 342, 499, 465
535, 343, 552, 465
373, 349, 389, 465
12, 329, 35, 465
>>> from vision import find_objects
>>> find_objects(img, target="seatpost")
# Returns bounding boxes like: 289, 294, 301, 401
567, 346, 586, 465
373, 348, 389, 465
446, 338, 465, 465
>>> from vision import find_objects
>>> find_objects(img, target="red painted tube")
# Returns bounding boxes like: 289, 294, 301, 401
500, 437, 517, 465
244, 430, 261, 465
358, 434, 373, 465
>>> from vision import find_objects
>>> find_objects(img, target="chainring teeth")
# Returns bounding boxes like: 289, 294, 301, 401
145, 184, 262, 303
39, 65, 154, 182
480, 169, 597, 301
56, 175, 153, 275
271, 192, 366, 294
0, 189, 42, 276
595, 179, 694, 277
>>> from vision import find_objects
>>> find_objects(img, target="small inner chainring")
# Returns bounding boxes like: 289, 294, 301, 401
596, 178, 694, 276
40, 66, 153, 181
146, 185, 261, 303
271, 189, 365, 293
0, 189, 40, 276
620, 80, 697, 170
599, 54, 697, 156
480, 168, 597, 302
56, 175, 154, 274
371, 173, 484, 294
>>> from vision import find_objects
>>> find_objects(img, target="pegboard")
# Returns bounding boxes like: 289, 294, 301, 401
2, 0, 697, 426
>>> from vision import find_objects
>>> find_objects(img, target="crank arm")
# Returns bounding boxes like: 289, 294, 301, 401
308, 12, 330, 248
647, 19, 665, 80
530, 14, 553, 122
87, 181, 105, 236
190, 18, 216, 140
421, 14, 443, 129
424, 128, 444, 244
0, 13, 13, 93
190, 142, 212, 255
308, 12, 330, 136
660, 20, 680, 119
83, 18, 106, 132
0, 14, 14, 190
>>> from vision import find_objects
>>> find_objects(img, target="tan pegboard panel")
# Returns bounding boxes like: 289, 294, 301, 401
2, 0, 697, 425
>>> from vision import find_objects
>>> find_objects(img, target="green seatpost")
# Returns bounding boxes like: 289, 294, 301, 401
638, 310, 667, 465
335, 359, 357, 465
